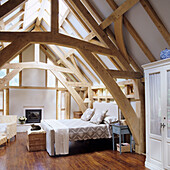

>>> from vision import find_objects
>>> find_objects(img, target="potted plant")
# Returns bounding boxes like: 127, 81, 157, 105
18, 116, 27, 124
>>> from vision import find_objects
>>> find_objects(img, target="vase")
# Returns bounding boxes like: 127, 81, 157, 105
19, 120, 25, 124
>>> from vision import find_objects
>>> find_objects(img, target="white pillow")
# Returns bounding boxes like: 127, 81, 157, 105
81, 108, 95, 121
104, 116, 118, 124
90, 110, 107, 124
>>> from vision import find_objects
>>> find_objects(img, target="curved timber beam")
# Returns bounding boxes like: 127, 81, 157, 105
114, 16, 142, 73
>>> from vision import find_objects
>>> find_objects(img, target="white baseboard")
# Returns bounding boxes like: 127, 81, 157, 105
145, 161, 163, 170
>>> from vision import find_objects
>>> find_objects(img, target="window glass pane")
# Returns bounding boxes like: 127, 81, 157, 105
9, 73, 19, 86
0, 69, 6, 78
10, 55, 19, 63
9, 56, 20, 86
167, 71, 170, 138
149, 73, 161, 135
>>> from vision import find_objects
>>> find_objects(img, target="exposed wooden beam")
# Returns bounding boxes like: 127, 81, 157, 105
41, 45, 78, 83
51, 0, 59, 33
49, 45, 87, 83
59, 9, 70, 27
0, 32, 113, 56
4, 9, 24, 26
2, 62, 74, 73
73, 54, 100, 84
100, 0, 139, 30
81, 0, 102, 24
133, 79, 145, 153
50, 69, 87, 112
65, 18, 83, 38
36, 0, 46, 26
78, 48, 139, 145
140, 0, 170, 46
107, 70, 143, 79
106, 0, 156, 62
63, 0, 91, 33
0, 0, 27, 20
0, 37, 30, 68
68, 0, 133, 71
8, 20, 24, 31
67, 82, 89, 87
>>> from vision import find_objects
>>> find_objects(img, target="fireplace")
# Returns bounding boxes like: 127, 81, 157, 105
25, 109, 42, 123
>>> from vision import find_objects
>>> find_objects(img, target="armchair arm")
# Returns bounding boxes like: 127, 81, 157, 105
6, 122, 17, 139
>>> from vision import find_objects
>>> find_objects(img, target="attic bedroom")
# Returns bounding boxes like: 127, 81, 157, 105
0, 0, 169, 169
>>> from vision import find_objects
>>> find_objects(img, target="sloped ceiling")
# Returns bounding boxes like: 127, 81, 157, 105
0, 0, 170, 85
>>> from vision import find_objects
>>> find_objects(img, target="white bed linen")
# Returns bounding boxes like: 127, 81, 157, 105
43, 119, 69, 155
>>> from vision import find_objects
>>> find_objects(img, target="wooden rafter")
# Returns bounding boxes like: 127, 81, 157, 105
82, 0, 142, 73
2, 62, 74, 73
100, 0, 139, 30
63, 0, 90, 33
73, 54, 100, 84
0, 0, 28, 20
106, 0, 156, 62
50, 69, 87, 112
140, 0, 170, 46
68, 0, 133, 71
4, 9, 25, 26
107, 70, 143, 79
0, 32, 113, 56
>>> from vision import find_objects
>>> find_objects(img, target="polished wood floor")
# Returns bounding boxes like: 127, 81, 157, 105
0, 133, 148, 170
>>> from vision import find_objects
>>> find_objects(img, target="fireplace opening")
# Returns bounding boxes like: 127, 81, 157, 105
25, 109, 42, 123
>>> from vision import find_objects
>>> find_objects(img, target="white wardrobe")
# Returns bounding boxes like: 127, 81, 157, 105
143, 58, 170, 170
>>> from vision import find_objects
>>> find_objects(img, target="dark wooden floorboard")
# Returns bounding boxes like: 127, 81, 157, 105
0, 133, 148, 170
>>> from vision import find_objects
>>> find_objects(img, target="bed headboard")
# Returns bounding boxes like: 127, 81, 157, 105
93, 101, 118, 119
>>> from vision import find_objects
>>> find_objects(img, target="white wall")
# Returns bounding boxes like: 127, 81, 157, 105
9, 89, 56, 120
22, 45, 46, 87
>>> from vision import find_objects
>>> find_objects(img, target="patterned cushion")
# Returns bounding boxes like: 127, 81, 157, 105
81, 108, 95, 121
90, 110, 107, 125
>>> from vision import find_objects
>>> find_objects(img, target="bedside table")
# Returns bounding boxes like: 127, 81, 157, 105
111, 123, 132, 154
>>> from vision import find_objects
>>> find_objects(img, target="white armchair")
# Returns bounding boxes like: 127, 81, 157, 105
0, 115, 17, 142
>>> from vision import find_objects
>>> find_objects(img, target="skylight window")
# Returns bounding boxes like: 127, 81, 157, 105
59, 0, 68, 21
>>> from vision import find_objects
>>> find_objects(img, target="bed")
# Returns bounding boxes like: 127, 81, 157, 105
41, 101, 118, 156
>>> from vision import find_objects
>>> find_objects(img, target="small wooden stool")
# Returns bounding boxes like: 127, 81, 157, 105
27, 128, 46, 152
0, 134, 7, 146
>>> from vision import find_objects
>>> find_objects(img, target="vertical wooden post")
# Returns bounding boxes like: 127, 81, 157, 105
133, 79, 145, 154
6, 89, 9, 115
88, 86, 93, 108
45, 55, 48, 87
19, 53, 22, 86
65, 92, 71, 119
51, 0, 59, 34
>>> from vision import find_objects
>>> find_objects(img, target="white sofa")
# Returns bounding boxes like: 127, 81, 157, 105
0, 115, 17, 142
